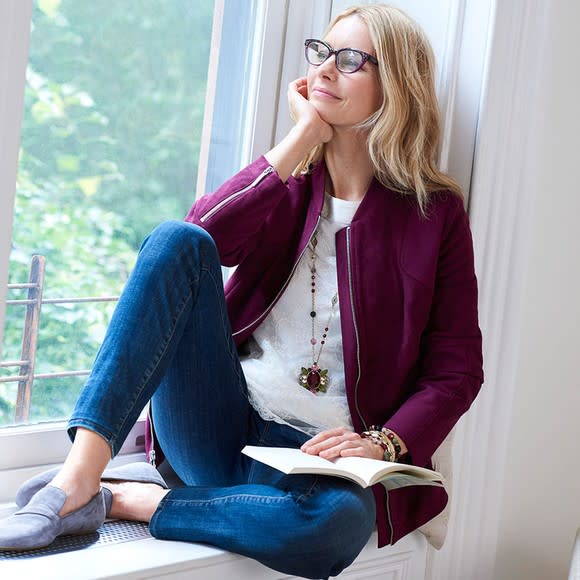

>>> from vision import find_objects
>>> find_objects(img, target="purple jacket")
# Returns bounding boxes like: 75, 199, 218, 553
165, 155, 483, 547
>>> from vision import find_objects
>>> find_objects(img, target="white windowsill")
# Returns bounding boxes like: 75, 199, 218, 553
0, 418, 429, 578
0, 530, 426, 580
0, 427, 428, 578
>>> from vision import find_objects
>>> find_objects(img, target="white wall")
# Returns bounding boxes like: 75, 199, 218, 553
492, 1, 580, 578
428, 1, 580, 578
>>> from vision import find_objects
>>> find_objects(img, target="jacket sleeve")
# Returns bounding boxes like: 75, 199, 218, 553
185, 156, 289, 267
384, 197, 484, 468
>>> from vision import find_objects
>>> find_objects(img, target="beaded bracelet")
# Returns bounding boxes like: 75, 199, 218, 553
363, 426, 404, 462
361, 429, 397, 462
374, 426, 402, 460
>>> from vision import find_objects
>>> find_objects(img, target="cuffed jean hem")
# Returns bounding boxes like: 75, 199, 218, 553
67, 418, 118, 456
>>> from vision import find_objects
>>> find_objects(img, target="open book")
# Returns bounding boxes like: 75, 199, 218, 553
242, 445, 444, 492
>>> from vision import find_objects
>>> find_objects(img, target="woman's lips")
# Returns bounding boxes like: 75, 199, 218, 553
311, 87, 340, 100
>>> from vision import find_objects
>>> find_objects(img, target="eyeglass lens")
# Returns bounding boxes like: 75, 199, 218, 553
305, 40, 364, 73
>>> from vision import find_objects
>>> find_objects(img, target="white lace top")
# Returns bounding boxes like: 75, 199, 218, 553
240, 193, 361, 436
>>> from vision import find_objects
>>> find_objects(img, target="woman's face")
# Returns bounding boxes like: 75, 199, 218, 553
307, 16, 382, 128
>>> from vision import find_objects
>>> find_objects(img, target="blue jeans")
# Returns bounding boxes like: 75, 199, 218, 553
69, 221, 375, 579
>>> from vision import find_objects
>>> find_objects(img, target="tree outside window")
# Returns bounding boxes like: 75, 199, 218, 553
0, 0, 215, 426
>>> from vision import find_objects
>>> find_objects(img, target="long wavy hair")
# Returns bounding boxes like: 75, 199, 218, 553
294, 4, 462, 213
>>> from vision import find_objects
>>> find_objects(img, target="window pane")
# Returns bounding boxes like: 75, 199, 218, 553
0, 0, 215, 427
204, 0, 260, 191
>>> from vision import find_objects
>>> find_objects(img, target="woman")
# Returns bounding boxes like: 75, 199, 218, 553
0, 4, 483, 578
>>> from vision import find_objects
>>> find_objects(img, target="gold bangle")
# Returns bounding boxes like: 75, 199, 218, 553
380, 434, 396, 462
381, 429, 402, 460
368, 425, 402, 461
361, 429, 396, 462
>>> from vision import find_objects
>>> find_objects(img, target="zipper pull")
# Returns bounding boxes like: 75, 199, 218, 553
199, 165, 275, 223
148, 448, 156, 468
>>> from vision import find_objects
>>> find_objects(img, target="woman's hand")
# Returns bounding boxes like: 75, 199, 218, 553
263, 78, 333, 183
300, 426, 384, 461
288, 77, 333, 145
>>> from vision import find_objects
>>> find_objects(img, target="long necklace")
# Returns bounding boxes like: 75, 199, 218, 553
298, 233, 338, 394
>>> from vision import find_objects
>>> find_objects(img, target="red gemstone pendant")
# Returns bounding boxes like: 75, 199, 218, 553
298, 365, 329, 393
307, 370, 321, 391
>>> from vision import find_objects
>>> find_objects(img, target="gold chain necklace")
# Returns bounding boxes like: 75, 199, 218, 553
298, 232, 338, 394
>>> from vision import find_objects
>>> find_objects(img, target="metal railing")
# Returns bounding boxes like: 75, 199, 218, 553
0, 255, 119, 423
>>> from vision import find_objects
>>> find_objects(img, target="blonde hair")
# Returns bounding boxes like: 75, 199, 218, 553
295, 4, 462, 213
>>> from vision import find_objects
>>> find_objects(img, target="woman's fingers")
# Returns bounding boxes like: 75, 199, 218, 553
288, 78, 311, 122
302, 427, 384, 460
318, 437, 362, 459
301, 427, 352, 451
287, 77, 333, 143
338, 439, 384, 461
302, 428, 361, 459
289, 76, 308, 95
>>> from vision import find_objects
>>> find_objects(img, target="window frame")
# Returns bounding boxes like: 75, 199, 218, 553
0, 0, 332, 498
0, 0, 488, 505
0, 0, 31, 357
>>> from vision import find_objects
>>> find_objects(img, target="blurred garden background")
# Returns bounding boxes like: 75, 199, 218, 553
0, 0, 215, 426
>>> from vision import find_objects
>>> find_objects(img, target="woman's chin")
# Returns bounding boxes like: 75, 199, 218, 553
311, 106, 338, 127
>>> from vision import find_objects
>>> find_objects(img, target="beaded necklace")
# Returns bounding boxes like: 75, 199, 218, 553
298, 232, 338, 394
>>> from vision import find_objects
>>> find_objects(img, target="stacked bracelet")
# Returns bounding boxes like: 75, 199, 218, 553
361, 426, 403, 462
380, 428, 402, 460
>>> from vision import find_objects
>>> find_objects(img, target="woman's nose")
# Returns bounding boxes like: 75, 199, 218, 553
317, 54, 337, 78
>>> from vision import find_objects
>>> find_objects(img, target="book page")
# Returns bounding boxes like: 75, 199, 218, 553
243, 446, 404, 486
331, 456, 400, 485
380, 474, 444, 491
242, 446, 443, 488
243, 446, 342, 474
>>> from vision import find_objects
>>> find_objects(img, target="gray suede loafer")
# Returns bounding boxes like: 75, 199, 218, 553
0, 486, 106, 551
16, 462, 168, 515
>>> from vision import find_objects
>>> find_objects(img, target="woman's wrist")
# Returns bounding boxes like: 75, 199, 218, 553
361, 426, 407, 462
264, 123, 326, 183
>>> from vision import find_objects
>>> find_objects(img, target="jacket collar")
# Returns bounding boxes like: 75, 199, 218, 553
292, 161, 326, 262
310, 160, 411, 229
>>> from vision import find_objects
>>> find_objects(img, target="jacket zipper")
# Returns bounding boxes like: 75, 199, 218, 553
346, 228, 393, 540
233, 215, 322, 339
346, 227, 367, 430
199, 166, 275, 223
385, 489, 395, 544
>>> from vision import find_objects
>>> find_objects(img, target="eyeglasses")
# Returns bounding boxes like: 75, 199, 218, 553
304, 38, 378, 74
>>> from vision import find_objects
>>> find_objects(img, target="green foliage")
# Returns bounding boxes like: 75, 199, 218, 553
23, 0, 214, 245
0, 0, 214, 426
0, 167, 134, 425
